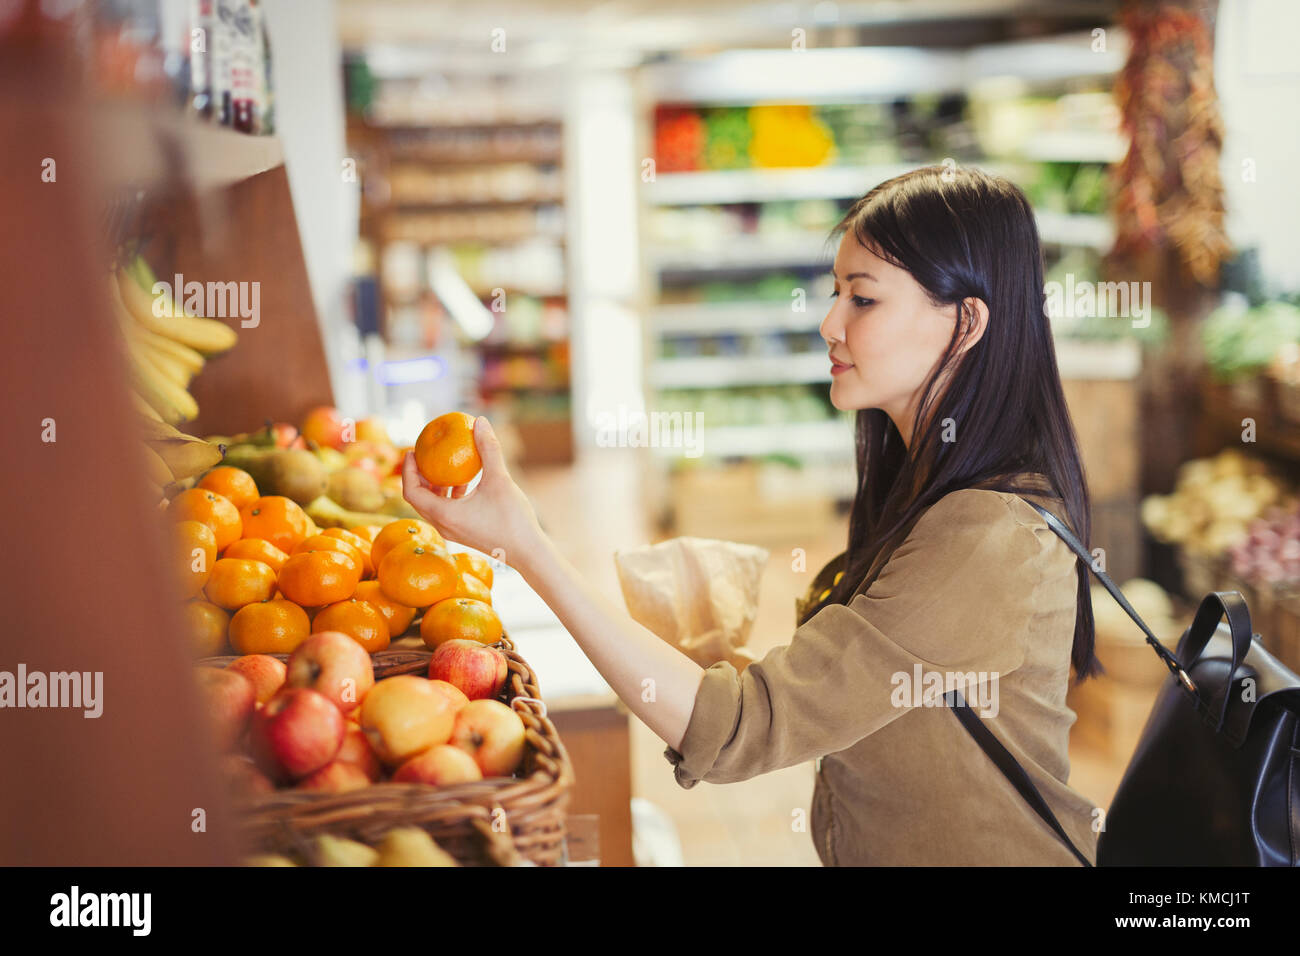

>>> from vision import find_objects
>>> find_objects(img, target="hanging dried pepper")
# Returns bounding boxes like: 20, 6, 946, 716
1105, 1, 1232, 287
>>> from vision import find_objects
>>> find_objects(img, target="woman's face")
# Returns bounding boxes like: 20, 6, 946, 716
820, 233, 986, 446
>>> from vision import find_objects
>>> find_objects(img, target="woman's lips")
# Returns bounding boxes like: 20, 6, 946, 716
830, 359, 853, 376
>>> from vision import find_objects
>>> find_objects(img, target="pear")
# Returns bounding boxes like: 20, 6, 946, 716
266, 448, 328, 504
373, 827, 459, 867
314, 834, 379, 867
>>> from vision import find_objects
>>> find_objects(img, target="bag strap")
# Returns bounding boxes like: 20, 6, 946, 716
944, 688, 1093, 867
1020, 499, 1199, 699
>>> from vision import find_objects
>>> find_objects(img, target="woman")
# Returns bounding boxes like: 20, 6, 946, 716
402, 165, 1102, 866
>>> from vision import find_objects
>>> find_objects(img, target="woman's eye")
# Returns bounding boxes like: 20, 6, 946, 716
828, 291, 875, 307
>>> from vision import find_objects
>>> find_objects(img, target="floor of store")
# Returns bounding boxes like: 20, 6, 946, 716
517, 448, 1129, 865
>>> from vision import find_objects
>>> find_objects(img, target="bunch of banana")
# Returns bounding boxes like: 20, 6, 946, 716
136, 416, 225, 486
109, 253, 238, 424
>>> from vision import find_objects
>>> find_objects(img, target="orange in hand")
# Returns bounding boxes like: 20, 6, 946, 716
198, 466, 260, 512
239, 496, 312, 554
229, 598, 311, 655
312, 598, 390, 653
223, 537, 290, 574
420, 598, 503, 649
377, 540, 458, 608
172, 520, 217, 599
204, 558, 277, 611
170, 488, 242, 551
370, 519, 444, 572
277, 549, 361, 607
414, 412, 481, 487
354, 580, 416, 638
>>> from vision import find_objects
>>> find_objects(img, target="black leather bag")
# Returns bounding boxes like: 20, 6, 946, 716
947, 499, 1300, 866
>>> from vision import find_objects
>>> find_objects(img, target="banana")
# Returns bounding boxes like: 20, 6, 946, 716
135, 337, 194, 389
305, 494, 397, 530
133, 324, 205, 376
140, 443, 174, 486
129, 349, 198, 423
149, 435, 224, 481
131, 389, 164, 423
116, 260, 238, 355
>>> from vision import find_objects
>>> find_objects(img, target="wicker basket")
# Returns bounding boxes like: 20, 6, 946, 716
202, 635, 574, 866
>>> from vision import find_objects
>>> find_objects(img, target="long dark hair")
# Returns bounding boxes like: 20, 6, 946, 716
808, 165, 1100, 682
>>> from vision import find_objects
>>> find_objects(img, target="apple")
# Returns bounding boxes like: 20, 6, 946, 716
295, 759, 371, 794
250, 687, 345, 781
301, 406, 345, 451
449, 699, 526, 777
428, 640, 508, 701
426, 678, 470, 715
359, 675, 458, 767
226, 654, 287, 705
271, 422, 307, 450
393, 744, 483, 786
334, 722, 383, 782
220, 753, 275, 798
286, 631, 375, 714
195, 666, 256, 752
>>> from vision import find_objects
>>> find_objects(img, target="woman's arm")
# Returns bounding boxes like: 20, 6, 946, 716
401, 418, 705, 751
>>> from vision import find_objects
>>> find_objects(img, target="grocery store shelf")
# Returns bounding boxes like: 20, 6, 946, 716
1012, 131, 1127, 164
649, 234, 833, 272
1054, 337, 1141, 380
651, 419, 854, 459
654, 302, 821, 335
651, 352, 829, 388
646, 165, 918, 206
98, 102, 284, 194
1035, 210, 1114, 249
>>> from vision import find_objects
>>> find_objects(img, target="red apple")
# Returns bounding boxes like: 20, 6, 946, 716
428, 640, 508, 701
195, 666, 256, 752
226, 654, 287, 705
220, 753, 275, 798
295, 759, 371, 793
286, 631, 375, 714
426, 678, 470, 715
359, 675, 458, 767
301, 406, 345, 450
250, 687, 345, 781
449, 699, 526, 777
393, 744, 483, 786
271, 422, 307, 450
334, 722, 383, 782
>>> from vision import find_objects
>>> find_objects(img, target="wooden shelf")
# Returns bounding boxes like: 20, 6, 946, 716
97, 101, 284, 195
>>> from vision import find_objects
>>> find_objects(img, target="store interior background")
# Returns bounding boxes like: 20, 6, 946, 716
48, 0, 1298, 865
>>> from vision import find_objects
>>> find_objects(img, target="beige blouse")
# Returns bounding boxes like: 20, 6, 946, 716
664, 479, 1101, 866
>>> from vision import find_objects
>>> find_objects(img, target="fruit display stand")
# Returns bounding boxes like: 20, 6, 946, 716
209, 639, 573, 867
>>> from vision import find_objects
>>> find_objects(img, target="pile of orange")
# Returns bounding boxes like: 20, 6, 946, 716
168, 462, 502, 660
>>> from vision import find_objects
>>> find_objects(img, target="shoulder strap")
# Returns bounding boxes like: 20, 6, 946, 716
944, 689, 1093, 866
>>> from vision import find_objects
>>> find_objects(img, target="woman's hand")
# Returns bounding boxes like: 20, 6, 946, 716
400, 416, 542, 565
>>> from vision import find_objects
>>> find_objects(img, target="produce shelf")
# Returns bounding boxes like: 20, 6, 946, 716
650, 419, 854, 459
650, 352, 829, 388
97, 101, 284, 195
653, 302, 822, 335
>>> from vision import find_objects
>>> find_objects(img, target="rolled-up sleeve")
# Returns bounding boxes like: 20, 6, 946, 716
664, 489, 1045, 788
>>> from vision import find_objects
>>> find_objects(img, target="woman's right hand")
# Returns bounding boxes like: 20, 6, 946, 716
400, 416, 542, 567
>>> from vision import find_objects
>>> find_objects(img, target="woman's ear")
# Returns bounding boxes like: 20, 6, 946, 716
956, 297, 989, 354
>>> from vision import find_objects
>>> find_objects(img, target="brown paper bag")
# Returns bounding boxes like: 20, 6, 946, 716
614, 536, 769, 671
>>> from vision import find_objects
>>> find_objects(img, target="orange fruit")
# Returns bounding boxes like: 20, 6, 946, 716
377, 540, 458, 608
204, 558, 277, 611
197, 466, 260, 512
228, 598, 311, 655
277, 549, 361, 607
312, 530, 373, 577
239, 496, 312, 554
170, 488, 242, 551
370, 519, 445, 572
172, 520, 218, 599
312, 598, 391, 653
354, 580, 417, 638
453, 552, 493, 589
453, 571, 492, 604
183, 599, 229, 657
349, 524, 383, 544
414, 412, 481, 487
420, 598, 502, 649
222, 537, 290, 574
301, 406, 345, 450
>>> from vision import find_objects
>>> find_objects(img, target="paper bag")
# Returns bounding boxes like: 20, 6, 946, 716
614, 536, 769, 671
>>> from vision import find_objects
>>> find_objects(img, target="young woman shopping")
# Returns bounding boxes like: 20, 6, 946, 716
402, 165, 1102, 866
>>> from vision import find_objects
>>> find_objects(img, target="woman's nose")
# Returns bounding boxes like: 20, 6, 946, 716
819, 305, 843, 347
